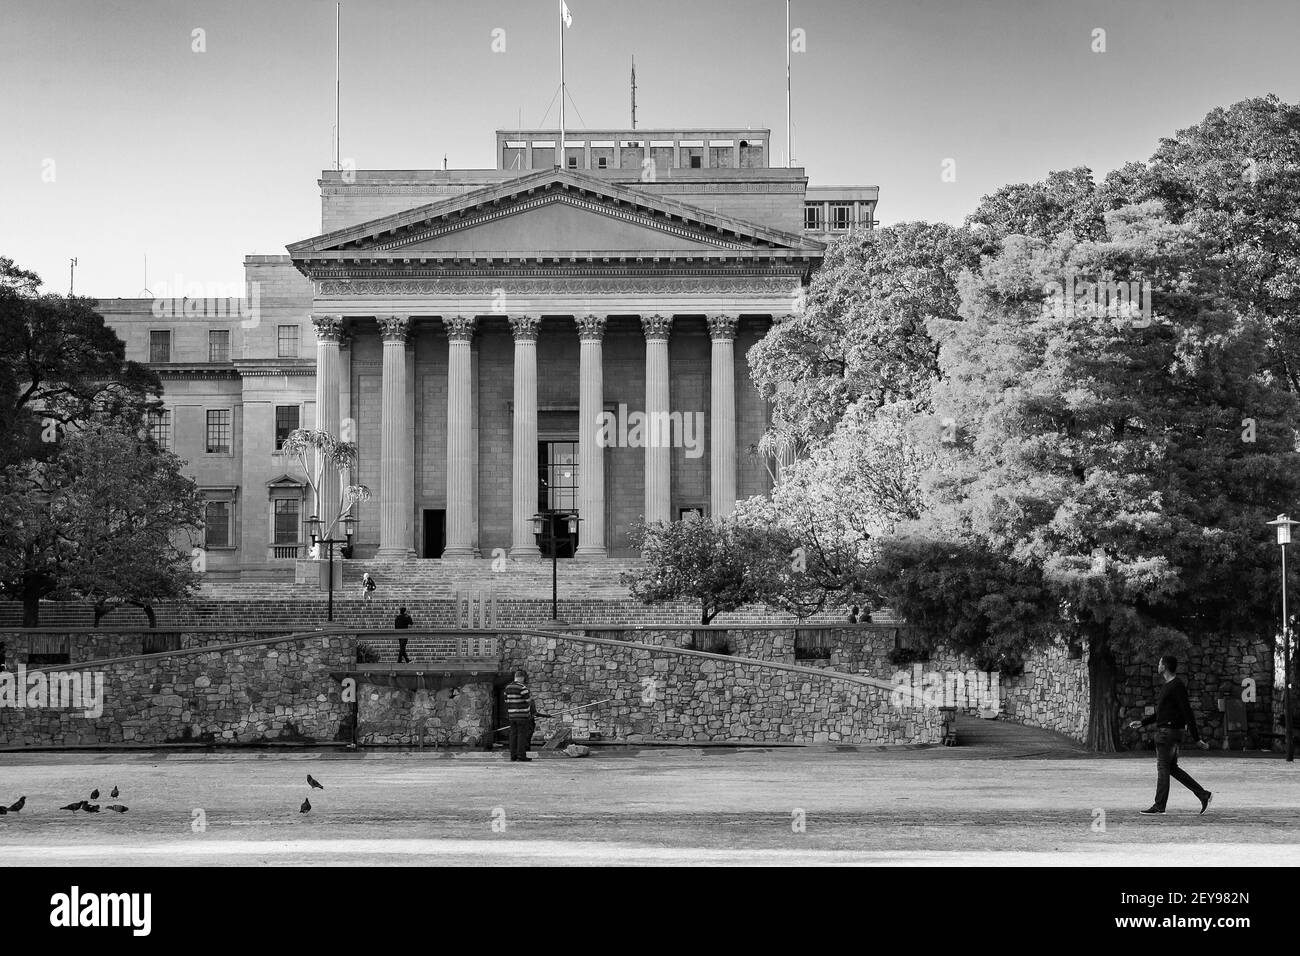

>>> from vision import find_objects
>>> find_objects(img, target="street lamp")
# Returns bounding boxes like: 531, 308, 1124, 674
1266, 513, 1296, 762
308, 510, 356, 623
532, 512, 581, 621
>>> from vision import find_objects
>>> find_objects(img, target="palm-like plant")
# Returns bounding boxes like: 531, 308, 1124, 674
281, 428, 371, 538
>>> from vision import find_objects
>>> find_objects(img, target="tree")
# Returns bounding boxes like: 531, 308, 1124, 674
0, 425, 203, 626
0, 257, 160, 468
967, 167, 1108, 243
57, 425, 204, 626
736, 400, 937, 617
621, 515, 789, 625
893, 202, 1300, 751
748, 222, 983, 457
281, 428, 370, 538
1100, 96, 1300, 394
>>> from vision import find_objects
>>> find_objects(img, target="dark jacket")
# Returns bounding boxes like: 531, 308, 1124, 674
1140, 676, 1201, 742
394, 613, 413, 629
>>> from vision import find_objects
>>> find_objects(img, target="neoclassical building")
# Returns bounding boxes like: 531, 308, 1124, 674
98, 127, 877, 578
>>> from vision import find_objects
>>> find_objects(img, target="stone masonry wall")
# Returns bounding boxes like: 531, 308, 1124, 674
499, 629, 945, 745
0, 632, 353, 748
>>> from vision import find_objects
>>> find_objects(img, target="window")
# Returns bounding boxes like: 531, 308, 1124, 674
596, 156, 608, 169
273, 498, 300, 545
858, 202, 874, 229
206, 409, 232, 454
831, 204, 853, 230
566, 153, 579, 169
274, 405, 300, 450
681, 146, 703, 168
147, 409, 171, 451
149, 330, 171, 363
204, 500, 231, 548
538, 440, 579, 513
208, 329, 230, 363
804, 203, 824, 230
277, 325, 299, 358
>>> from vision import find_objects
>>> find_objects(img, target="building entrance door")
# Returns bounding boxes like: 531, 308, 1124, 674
422, 509, 445, 558
537, 440, 579, 558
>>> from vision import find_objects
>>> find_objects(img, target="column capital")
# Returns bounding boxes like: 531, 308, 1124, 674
707, 314, 740, 340
443, 314, 477, 343
378, 313, 411, 342
508, 314, 542, 341
576, 313, 607, 341
311, 314, 345, 342
641, 313, 673, 341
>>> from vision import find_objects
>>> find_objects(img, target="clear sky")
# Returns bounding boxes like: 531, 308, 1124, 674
2, 0, 1295, 298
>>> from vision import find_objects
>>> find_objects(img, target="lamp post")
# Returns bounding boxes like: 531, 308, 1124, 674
1266, 514, 1296, 762
308, 510, 355, 624
532, 512, 581, 621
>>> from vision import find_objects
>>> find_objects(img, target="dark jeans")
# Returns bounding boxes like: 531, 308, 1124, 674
396, 638, 410, 663
1154, 727, 1207, 809
508, 719, 532, 760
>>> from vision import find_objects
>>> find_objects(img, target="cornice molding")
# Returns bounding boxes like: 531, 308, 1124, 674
316, 276, 800, 297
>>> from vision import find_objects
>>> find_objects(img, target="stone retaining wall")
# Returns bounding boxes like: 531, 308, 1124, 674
0, 633, 353, 748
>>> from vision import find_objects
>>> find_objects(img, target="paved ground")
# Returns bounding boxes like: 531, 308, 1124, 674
0, 728, 1295, 866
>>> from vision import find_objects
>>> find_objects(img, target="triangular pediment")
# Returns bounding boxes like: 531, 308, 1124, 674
288, 168, 822, 261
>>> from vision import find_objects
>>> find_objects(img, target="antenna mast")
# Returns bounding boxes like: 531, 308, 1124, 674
631, 55, 637, 129
786, 0, 791, 168
334, 2, 341, 170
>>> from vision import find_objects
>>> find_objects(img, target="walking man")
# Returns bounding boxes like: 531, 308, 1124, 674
394, 606, 413, 663
1129, 654, 1212, 815
504, 670, 551, 763
361, 571, 376, 605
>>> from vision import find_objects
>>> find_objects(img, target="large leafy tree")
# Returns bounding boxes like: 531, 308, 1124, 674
967, 167, 1109, 243
895, 203, 1300, 751
0, 257, 160, 468
748, 222, 983, 457
0, 420, 203, 626
1101, 95, 1300, 393
622, 516, 790, 625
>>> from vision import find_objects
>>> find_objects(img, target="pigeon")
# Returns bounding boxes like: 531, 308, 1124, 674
89, 789, 99, 800
110, 786, 119, 798
7, 796, 24, 812
299, 798, 311, 814
82, 804, 101, 813
307, 774, 324, 790
106, 805, 129, 813
60, 801, 86, 811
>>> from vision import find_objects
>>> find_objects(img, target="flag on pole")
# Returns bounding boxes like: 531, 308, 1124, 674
561, 1, 572, 27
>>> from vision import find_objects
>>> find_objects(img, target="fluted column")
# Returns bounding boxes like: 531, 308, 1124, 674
376, 314, 415, 559
311, 314, 343, 528
642, 313, 673, 525
509, 314, 542, 558
443, 315, 477, 560
708, 314, 739, 517
575, 314, 607, 559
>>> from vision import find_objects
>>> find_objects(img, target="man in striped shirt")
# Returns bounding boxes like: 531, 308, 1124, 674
505, 670, 551, 762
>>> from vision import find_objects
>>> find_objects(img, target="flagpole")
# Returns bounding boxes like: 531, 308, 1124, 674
334, 1, 341, 170
786, 0, 791, 168
558, 0, 566, 168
